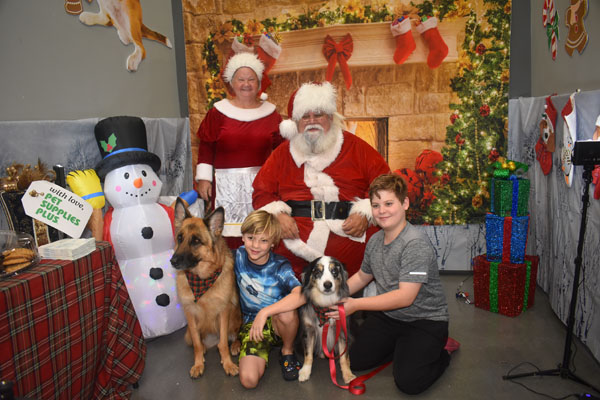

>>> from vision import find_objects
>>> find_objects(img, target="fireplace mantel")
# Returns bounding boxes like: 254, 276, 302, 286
219, 20, 464, 74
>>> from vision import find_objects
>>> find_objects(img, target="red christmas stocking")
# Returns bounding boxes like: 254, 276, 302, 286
256, 34, 282, 94
416, 17, 448, 69
390, 17, 415, 65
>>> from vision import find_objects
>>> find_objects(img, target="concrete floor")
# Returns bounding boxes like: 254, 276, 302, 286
131, 274, 600, 400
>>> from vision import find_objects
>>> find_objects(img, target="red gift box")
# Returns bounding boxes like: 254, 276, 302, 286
473, 254, 539, 317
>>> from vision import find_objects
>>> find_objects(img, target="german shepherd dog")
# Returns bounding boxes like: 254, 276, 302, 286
298, 256, 356, 383
171, 199, 241, 377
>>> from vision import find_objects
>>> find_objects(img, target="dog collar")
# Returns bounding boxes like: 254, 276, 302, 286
185, 269, 222, 302
312, 304, 330, 327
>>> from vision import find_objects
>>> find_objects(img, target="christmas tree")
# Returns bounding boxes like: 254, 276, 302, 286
420, 0, 511, 225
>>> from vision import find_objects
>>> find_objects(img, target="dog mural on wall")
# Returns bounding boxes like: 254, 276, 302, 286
67, 0, 172, 71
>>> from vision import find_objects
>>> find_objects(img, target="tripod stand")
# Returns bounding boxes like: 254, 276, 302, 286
503, 165, 600, 394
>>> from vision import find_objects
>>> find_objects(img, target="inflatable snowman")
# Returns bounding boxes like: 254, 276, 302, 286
94, 116, 186, 339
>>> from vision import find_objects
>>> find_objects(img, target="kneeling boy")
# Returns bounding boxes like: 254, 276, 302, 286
235, 210, 303, 388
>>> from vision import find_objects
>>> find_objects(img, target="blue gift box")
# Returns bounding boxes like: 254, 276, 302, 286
485, 213, 529, 264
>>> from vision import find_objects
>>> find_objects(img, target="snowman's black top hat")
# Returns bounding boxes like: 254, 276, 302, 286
94, 116, 161, 180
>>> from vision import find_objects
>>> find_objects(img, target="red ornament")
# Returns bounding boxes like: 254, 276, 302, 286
440, 173, 450, 185
488, 148, 500, 162
450, 113, 459, 124
476, 43, 487, 55
480, 104, 490, 117
455, 133, 465, 146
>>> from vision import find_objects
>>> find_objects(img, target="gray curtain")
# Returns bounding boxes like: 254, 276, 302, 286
0, 117, 193, 230
508, 90, 600, 363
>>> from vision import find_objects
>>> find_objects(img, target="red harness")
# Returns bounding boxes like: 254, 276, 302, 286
322, 304, 391, 395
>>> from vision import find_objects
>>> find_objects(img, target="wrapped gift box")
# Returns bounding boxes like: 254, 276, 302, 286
473, 254, 539, 317
491, 176, 530, 217
485, 213, 529, 264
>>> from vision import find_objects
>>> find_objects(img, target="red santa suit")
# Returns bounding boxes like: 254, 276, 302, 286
253, 127, 390, 277
196, 98, 282, 239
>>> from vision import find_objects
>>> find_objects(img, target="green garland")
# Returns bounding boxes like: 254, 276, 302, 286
201, 0, 472, 109
202, 2, 399, 109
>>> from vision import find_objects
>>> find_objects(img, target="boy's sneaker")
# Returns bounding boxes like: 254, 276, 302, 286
444, 337, 461, 355
279, 352, 301, 381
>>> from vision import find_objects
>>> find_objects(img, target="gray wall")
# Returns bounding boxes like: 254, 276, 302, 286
509, 0, 531, 99
0, 0, 184, 121
531, 0, 600, 97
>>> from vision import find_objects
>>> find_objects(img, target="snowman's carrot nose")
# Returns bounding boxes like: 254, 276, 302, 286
134, 177, 143, 188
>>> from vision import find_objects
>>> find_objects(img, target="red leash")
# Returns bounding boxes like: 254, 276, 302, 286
322, 304, 391, 395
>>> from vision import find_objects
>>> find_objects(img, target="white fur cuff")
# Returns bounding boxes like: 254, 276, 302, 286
259, 200, 292, 215
350, 198, 373, 223
195, 163, 213, 182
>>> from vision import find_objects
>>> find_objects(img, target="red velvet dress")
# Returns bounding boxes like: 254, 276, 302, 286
196, 99, 282, 245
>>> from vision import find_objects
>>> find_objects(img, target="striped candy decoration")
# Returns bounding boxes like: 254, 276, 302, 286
543, 0, 559, 60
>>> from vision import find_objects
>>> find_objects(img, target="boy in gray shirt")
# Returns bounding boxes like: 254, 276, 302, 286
332, 173, 459, 394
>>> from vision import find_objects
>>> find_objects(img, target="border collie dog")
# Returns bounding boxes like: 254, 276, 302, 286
298, 256, 355, 383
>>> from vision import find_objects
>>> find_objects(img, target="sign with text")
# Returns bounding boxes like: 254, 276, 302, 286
21, 181, 92, 238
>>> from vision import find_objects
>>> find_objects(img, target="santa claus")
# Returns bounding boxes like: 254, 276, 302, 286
252, 82, 390, 277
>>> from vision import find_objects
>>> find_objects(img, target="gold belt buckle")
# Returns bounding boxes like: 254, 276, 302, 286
311, 200, 326, 221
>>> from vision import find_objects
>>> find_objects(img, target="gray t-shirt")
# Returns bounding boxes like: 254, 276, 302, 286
361, 222, 449, 322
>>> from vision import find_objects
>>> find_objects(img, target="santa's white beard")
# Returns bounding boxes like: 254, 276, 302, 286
293, 124, 338, 155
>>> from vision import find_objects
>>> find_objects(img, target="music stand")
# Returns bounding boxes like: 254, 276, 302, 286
503, 142, 600, 395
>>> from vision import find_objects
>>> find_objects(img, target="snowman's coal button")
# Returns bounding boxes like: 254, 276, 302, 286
141, 226, 154, 239
149, 267, 163, 280
156, 293, 170, 307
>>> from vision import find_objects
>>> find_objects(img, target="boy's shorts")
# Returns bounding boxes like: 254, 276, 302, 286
238, 317, 282, 364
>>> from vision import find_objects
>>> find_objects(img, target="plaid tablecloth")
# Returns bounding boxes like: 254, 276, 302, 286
0, 241, 146, 399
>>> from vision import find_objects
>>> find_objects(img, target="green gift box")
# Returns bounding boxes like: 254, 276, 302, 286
491, 177, 530, 217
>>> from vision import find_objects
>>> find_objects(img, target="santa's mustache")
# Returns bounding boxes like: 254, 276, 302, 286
303, 124, 325, 134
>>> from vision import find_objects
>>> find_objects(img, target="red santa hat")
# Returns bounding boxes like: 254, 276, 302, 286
279, 82, 338, 140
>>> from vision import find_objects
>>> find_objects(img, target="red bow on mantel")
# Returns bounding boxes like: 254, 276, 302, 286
322, 34, 353, 89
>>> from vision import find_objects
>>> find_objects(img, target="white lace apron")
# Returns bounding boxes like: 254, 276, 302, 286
214, 166, 261, 237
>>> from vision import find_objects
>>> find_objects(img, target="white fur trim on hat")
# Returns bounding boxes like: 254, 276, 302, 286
291, 82, 337, 121
279, 119, 298, 140
222, 52, 265, 84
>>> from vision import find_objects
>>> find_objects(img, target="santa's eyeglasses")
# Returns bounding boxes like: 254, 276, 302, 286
300, 112, 328, 122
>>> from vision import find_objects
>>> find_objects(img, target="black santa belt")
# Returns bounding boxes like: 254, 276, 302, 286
286, 200, 351, 221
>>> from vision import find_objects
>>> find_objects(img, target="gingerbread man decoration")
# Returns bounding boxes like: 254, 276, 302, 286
564, 0, 588, 56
